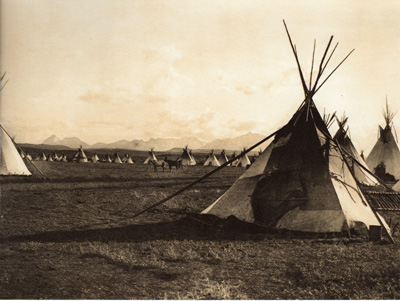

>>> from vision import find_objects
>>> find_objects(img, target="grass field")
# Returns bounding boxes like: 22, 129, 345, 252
1, 155, 400, 299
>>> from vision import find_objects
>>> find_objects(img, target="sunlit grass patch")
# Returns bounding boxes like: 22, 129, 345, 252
79, 241, 167, 270
282, 248, 400, 299
164, 277, 248, 300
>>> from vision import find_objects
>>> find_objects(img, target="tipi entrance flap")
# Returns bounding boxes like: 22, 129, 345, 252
251, 171, 308, 227
250, 112, 344, 230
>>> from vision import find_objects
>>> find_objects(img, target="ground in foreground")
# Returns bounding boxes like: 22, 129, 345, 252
1, 161, 400, 299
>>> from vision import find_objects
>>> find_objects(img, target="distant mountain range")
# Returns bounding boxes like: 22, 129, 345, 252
40, 133, 268, 152
42, 135, 90, 148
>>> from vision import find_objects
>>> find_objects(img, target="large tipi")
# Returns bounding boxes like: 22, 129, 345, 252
112, 153, 122, 163
90, 153, 100, 163
203, 25, 387, 234
124, 154, 134, 164
51, 152, 60, 161
143, 148, 157, 164
179, 146, 196, 166
203, 150, 221, 166
333, 114, 380, 187
219, 150, 230, 166
103, 154, 112, 163
34, 152, 47, 161
230, 152, 239, 166
73, 146, 88, 163
232, 149, 251, 167
0, 124, 31, 176
366, 100, 400, 181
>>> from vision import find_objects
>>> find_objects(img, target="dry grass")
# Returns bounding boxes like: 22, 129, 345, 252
1, 160, 400, 299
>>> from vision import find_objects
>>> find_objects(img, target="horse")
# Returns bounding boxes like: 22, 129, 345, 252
163, 157, 182, 172
149, 159, 166, 172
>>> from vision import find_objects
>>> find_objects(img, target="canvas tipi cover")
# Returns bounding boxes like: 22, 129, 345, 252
143, 149, 157, 164
392, 180, 400, 192
366, 101, 400, 181
334, 115, 380, 186
112, 153, 122, 163
91, 153, 99, 163
219, 150, 230, 166
203, 28, 385, 233
73, 146, 88, 163
230, 152, 239, 166
232, 149, 251, 167
34, 152, 47, 161
180, 146, 196, 166
103, 154, 112, 163
124, 154, 134, 164
203, 151, 221, 166
0, 126, 31, 176
50, 152, 60, 161
203, 99, 384, 233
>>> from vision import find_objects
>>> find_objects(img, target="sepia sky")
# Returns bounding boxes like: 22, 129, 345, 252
1, 0, 400, 154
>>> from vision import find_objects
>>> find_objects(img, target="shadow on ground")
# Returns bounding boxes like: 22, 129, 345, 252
0, 214, 269, 243
0, 214, 361, 244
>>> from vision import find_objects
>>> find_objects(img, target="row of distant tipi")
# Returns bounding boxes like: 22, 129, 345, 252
202, 149, 252, 167
2, 101, 400, 180
28, 148, 135, 164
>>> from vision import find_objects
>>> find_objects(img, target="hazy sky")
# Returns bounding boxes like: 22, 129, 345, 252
1, 0, 400, 154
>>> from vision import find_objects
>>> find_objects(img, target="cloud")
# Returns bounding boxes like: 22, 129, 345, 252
141, 45, 195, 101
142, 110, 218, 140
141, 109, 264, 142
142, 44, 182, 63
142, 65, 195, 102
216, 71, 264, 97
78, 84, 170, 105
235, 85, 257, 96
79, 90, 114, 104
78, 85, 141, 104
79, 45, 195, 106
229, 120, 259, 132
